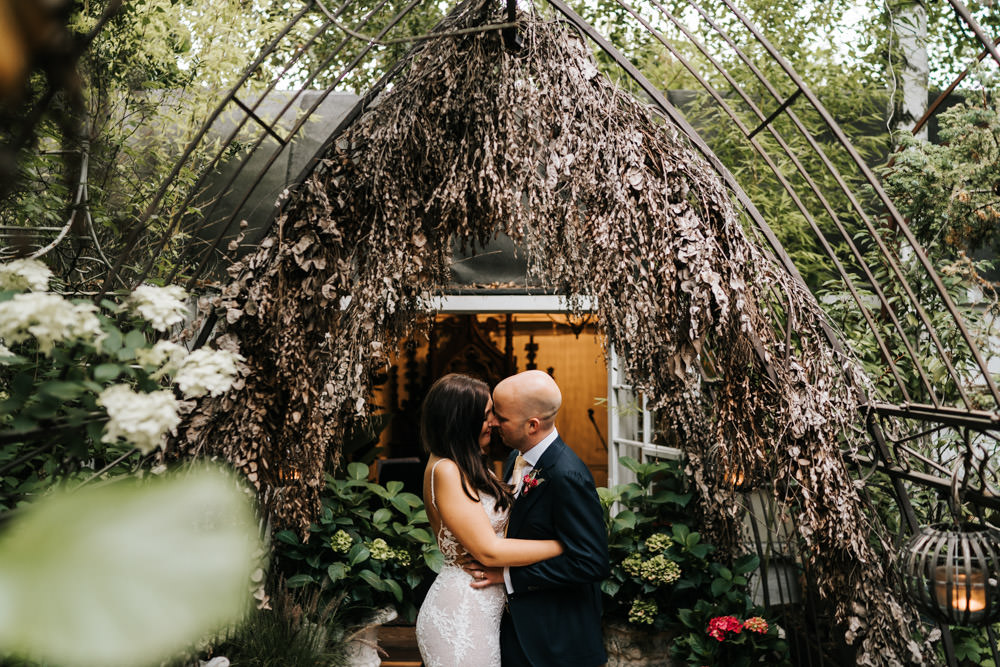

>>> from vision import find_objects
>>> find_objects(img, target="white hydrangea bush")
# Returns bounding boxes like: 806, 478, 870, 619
128, 284, 189, 332
136, 340, 188, 375
0, 258, 53, 292
174, 348, 244, 398
0, 259, 245, 504
98, 385, 181, 454
0, 292, 103, 355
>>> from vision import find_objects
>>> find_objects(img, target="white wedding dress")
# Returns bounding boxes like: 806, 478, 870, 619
415, 460, 508, 667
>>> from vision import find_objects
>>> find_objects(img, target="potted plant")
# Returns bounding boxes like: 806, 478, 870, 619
274, 461, 442, 660
599, 457, 790, 667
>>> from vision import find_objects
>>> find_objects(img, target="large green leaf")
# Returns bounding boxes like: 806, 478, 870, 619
423, 548, 444, 573
327, 562, 348, 583
596, 487, 618, 504
619, 457, 641, 473
274, 529, 300, 546
348, 543, 371, 566
391, 496, 413, 514
357, 569, 386, 591
37, 381, 85, 401
0, 466, 259, 667
407, 528, 433, 544
286, 574, 317, 588
397, 492, 423, 508
688, 543, 711, 559
384, 578, 404, 602
732, 553, 760, 575
92, 363, 125, 383
346, 462, 369, 481
710, 577, 732, 597
611, 511, 637, 534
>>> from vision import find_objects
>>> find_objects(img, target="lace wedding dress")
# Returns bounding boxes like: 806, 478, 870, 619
415, 460, 509, 667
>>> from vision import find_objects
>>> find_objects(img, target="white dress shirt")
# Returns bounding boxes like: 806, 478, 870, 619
503, 428, 559, 593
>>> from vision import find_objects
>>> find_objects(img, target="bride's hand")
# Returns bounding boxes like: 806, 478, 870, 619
463, 560, 503, 588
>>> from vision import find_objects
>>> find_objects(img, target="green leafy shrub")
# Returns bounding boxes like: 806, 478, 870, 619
274, 461, 442, 625
599, 457, 790, 666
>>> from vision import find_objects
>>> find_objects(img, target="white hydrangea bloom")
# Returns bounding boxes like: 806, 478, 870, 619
0, 258, 53, 292
129, 284, 189, 332
174, 348, 243, 398
136, 340, 188, 372
98, 384, 180, 454
0, 292, 103, 354
0, 341, 14, 362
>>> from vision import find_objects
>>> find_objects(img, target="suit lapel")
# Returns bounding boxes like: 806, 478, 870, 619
508, 438, 566, 536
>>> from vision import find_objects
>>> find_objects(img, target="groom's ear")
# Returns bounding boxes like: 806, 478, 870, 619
526, 416, 540, 434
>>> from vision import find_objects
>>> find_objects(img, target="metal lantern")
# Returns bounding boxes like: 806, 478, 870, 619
900, 522, 1000, 626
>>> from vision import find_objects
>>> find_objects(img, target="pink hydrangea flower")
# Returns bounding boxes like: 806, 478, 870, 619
744, 616, 769, 634
707, 615, 744, 641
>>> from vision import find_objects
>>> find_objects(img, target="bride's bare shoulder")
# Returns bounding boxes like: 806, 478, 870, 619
425, 456, 460, 475
428, 457, 460, 478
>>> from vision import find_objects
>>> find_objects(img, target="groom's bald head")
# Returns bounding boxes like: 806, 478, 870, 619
491, 371, 562, 452
496, 370, 562, 425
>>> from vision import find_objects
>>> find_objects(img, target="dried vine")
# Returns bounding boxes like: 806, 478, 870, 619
177, 2, 931, 662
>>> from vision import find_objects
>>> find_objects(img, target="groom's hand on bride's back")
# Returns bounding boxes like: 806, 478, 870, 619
461, 558, 503, 588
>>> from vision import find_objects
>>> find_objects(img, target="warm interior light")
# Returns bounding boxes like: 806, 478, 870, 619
934, 566, 987, 613
723, 467, 745, 489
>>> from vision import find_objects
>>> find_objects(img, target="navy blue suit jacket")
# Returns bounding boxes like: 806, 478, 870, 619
501, 437, 610, 666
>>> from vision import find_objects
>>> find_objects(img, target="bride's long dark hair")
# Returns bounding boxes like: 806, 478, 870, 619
421, 373, 514, 511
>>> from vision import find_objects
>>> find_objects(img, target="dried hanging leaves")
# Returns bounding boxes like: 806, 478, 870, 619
175, 2, 929, 663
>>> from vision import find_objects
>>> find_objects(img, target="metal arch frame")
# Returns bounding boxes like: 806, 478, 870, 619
25, 1, 999, 660
84, 0, 998, 495
105, 0, 998, 407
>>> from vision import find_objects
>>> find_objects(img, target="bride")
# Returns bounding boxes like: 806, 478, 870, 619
415, 373, 563, 667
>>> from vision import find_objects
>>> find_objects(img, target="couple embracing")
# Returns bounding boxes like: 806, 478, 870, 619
415, 371, 610, 667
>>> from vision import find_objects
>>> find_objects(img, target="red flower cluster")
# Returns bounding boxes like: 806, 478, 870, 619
521, 473, 541, 494
707, 615, 744, 642
743, 616, 768, 634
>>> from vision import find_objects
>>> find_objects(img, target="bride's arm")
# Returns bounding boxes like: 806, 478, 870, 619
433, 459, 562, 567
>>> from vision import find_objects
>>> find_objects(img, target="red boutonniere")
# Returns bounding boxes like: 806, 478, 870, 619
521, 468, 544, 495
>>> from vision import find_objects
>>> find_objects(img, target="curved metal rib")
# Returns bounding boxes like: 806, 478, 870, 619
717, 0, 1000, 409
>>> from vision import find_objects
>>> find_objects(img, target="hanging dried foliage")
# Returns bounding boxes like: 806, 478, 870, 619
176, 1, 929, 662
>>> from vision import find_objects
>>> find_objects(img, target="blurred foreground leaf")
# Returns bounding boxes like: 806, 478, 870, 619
0, 466, 260, 666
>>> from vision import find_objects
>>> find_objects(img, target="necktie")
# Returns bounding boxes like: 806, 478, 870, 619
511, 455, 529, 496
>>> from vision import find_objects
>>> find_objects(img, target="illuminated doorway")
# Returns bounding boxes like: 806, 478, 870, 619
371, 295, 609, 489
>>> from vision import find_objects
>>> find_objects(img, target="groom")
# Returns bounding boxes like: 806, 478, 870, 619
469, 370, 609, 666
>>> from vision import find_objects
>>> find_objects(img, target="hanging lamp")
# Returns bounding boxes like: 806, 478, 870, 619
899, 457, 1000, 626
